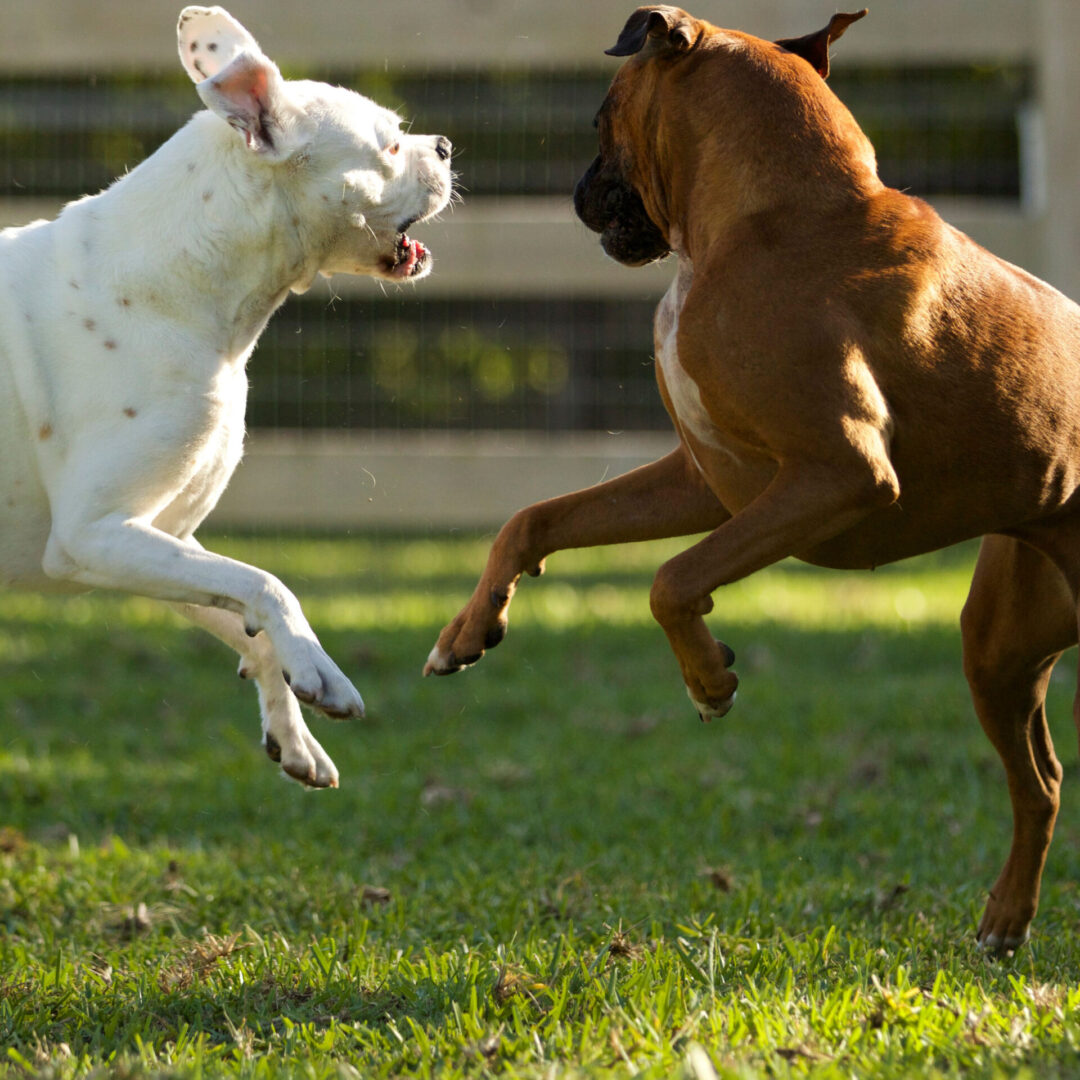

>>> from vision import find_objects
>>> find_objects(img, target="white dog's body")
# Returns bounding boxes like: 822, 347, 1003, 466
0, 7, 453, 787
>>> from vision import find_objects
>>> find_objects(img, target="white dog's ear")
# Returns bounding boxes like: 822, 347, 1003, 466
178, 6, 262, 82
177, 6, 290, 156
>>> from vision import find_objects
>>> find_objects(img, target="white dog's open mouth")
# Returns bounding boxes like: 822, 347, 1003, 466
383, 231, 430, 279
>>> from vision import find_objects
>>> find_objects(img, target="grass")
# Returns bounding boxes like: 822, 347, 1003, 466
2, 531, 1080, 1078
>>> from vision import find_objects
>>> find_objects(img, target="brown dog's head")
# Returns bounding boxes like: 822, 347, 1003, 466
574, 6, 872, 266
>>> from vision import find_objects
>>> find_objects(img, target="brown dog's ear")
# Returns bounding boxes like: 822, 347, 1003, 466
605, 6, 699, 58
775, 9, 868, 79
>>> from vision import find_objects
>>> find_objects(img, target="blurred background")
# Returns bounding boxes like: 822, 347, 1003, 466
2, 0, 1077, 530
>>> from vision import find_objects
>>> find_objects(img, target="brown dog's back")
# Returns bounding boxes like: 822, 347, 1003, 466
795, 190, 1080, 567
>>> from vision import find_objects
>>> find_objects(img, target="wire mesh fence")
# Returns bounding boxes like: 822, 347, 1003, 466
0, 61, 1032, 434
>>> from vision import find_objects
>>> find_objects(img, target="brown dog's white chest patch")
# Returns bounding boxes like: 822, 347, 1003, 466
655, 256, 740, 470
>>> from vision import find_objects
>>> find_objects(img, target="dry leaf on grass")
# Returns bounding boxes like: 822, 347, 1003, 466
701, 866, 735, 893
158, 932, 248, 992
420, 777, 473, 807
360, 885, 392, 907
491, 965, 548, 1005
100, 900, 180, 938
605, 924, 644, 963
0, 826, 27, 854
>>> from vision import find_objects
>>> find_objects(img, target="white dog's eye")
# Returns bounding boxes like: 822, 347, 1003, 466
386, 142, 401, 156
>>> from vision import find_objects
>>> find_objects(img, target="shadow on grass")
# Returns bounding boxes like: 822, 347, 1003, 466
2, 610, 1074, 828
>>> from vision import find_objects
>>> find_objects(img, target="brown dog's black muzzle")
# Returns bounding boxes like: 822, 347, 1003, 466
574, 155, 670, 267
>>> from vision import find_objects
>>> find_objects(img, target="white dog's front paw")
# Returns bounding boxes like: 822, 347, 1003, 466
279, 641, 365, 720
263, 728, 339, 789
301, 727, 340, 788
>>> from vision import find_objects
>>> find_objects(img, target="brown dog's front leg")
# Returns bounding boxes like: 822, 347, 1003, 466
424, 446, 728, 675
649, 459, 897, 719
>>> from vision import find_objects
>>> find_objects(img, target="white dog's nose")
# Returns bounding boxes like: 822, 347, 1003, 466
435, 135, 452, 161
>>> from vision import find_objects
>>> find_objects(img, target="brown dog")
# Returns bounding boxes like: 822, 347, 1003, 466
426, 6, 1080, 952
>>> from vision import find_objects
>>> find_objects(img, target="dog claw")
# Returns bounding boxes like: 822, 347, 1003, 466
689, 688, 737, 721
320, 702, 361, 721
282, 758, 318, 786
264, 732, 282, 762
266, 731, 336, 787
977, 935, 1020, 957
423, 643, 467, 676
272, 639, 364, 718
977, 926, 1029, 956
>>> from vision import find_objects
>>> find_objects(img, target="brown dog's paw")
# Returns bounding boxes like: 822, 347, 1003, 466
423, 642, 477, 676
976, 925, 1029, 956
423, 612, 508, 677
686, 659, 739, 722
689, 687, 737, 722
976, 895, 1033, 955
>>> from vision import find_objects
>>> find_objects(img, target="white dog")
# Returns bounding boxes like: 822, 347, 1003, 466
0, 7, 453, 787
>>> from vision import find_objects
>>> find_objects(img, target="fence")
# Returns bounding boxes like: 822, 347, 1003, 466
3, 1, 1077, 527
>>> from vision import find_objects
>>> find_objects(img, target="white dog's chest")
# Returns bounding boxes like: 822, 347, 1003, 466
153, 377, 248, 537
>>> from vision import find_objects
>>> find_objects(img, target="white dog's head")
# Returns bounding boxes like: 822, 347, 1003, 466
177, 6, 453, 284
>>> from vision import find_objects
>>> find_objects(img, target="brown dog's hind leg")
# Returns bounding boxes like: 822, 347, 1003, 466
961, 534, 1076, 952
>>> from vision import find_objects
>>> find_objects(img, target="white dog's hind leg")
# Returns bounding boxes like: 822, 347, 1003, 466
173, 602, 340, 788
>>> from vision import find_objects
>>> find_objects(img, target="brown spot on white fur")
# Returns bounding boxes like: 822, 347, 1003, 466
83, 318, 95, 331
104, 340, 118, 350
38, 423, 52, 440
123, 407, 137, 418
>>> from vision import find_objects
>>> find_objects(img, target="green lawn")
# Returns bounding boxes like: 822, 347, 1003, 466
2, 532, 1080, 1078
